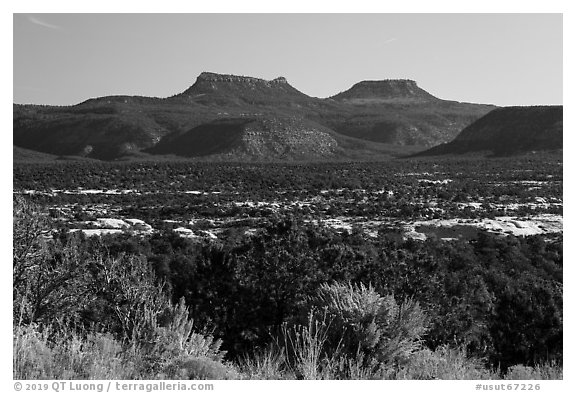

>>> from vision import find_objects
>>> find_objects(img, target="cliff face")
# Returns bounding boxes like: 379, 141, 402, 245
238, 117, 338, 158
188, 72, 290, 87
415, 106, 563, 156
146, 116, 340, 160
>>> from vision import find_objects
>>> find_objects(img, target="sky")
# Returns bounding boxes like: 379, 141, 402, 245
13, 13, 563, 107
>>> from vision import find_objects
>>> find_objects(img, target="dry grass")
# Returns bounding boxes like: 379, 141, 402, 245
503, 363, 563, 380
13, 324, 137, 379
237, 346, 293, 379
13, 299, 234, 380
15, 321, 562, 380
393, 346, 498, 380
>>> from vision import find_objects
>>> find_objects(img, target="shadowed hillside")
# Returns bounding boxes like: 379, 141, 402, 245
414, 106, 563, 157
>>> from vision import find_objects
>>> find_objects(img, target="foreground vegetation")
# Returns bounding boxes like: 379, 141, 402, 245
13, 194, 562, 379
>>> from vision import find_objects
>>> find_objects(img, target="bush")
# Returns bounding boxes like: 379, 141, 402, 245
161, 357, 239, 380
248, 282, 429, 379
13, 324, 138, 379
279, 312, 339, 380
142, 298, 225, 374
13, 197, 91, 325
394, 346, 497, 380
13, 198, 227, 379
237, 346, 293, 379
306, 282, 427, 367
13, 298, 228, 380
504, 363, 563, 380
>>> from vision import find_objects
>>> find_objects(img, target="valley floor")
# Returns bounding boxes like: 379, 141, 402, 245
13, 155, 563, 244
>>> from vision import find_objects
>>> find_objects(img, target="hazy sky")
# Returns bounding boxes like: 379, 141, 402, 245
13, 13, 562, 106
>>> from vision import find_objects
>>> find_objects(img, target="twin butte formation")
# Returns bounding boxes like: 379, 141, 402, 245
13, 72, 562, 161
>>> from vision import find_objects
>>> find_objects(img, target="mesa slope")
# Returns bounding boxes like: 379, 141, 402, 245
415, 106, 563, 157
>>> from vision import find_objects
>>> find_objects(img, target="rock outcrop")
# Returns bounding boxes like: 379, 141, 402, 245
147, 116, 340, 160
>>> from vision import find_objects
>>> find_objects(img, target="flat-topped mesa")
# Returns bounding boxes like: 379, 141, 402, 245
332, 79, 439, 103
177, 72, 309, 102
194, 72, 289, 88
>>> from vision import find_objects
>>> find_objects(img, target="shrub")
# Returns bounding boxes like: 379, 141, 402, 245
160, 357, 239, 380
306, 282, 427, 367
143, 298, 225, 374
13, 299, 228, 380
237, 346, 293, 379
504, 363, 563, 380
13, 197, 91, 325
13, 324, 138, 379
256, 282, 429, 379
13, 197, 226, 379
279, 311, 339, 380
394, 346, 497, 380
